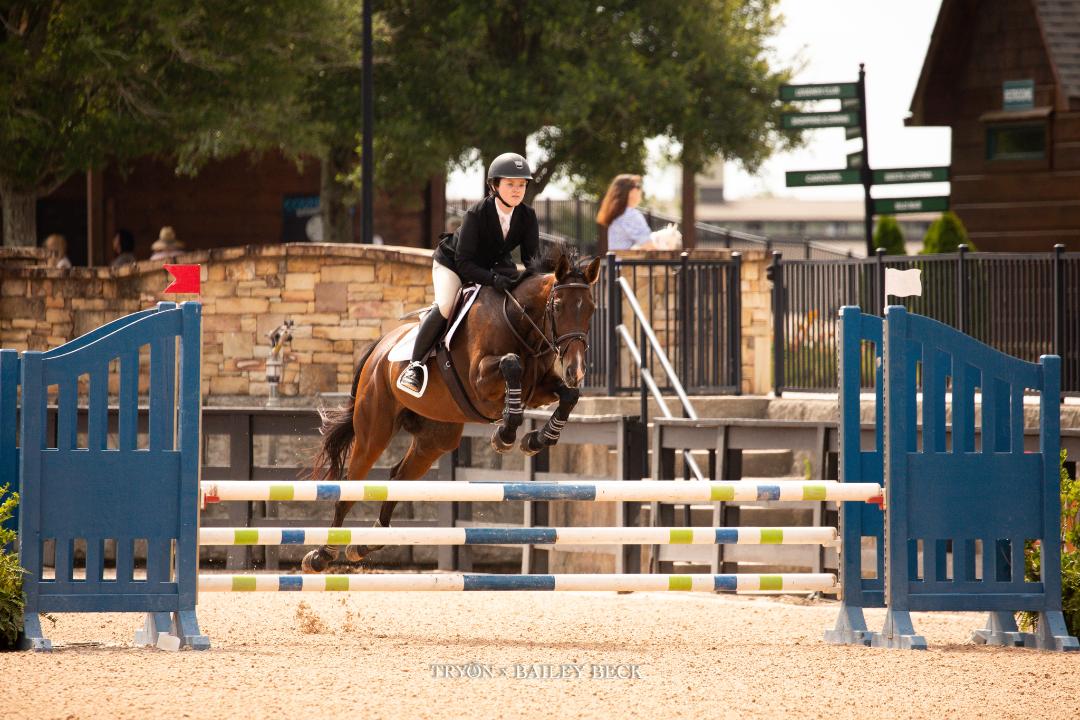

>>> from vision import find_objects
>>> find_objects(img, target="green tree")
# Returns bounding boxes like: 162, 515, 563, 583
874, 215, 906, 255
370, 0, 800, 201
921, 211, 974, 254
0, 1, 337, 247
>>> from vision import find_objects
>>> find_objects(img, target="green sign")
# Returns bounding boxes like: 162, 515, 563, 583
779, 82, 858, 101
872, 196, 950, 215
841, 97, 861, 111
872, 167, 950, 185
786, 169, 861, 187
847, 151, 864, 169
1003, 79, 1034, 111
781, 111, 859, 129
846, 125, 862, 140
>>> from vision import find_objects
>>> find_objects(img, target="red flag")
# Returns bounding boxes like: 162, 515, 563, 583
163, 264, 201, 294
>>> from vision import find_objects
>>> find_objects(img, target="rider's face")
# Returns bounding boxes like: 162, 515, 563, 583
496, 178, 528, 207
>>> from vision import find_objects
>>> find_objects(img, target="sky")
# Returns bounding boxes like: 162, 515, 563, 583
446, 0, 949, 204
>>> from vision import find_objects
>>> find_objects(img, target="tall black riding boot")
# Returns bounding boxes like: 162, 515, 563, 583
396, 309, 447, 398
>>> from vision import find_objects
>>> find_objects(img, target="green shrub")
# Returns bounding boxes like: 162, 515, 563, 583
1020, 451, 1080, 637
0, 485, 23, 649
920, 211, 974, 254
873, 215, 906, 255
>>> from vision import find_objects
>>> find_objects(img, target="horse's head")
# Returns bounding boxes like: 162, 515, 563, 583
546, 251, 601, 388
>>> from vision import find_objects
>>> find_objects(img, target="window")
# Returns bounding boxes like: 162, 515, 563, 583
986, 124, 1046, 161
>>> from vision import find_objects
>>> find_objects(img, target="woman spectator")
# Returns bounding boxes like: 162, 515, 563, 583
596, 174, 681, 251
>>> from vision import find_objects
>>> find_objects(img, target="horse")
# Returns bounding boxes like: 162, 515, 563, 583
301, 245, 601, 572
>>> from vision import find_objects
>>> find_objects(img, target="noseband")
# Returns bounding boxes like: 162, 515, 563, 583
501, 280, 591, 360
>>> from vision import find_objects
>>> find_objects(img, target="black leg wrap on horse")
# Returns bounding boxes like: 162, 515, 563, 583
499, 355, 524, 429
492, 354, 524, 454
521, 386, 580, 455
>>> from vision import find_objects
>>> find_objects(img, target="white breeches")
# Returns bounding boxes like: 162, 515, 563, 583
432, 260, 462, 319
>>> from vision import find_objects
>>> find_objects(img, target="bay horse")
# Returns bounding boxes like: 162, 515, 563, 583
302, 246, 600, 572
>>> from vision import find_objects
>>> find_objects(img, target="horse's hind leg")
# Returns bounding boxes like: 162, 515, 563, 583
301, 399, 398, 573
344, 415, 464, 564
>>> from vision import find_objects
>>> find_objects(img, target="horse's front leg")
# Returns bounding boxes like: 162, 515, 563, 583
490, 353, 524, 453
520, 382, 580, 456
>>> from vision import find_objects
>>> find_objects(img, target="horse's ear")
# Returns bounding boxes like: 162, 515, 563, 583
554, 253, 571, 282
582, 257, 601, 285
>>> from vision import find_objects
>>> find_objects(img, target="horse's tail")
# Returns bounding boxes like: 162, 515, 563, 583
310, 338, 381, 481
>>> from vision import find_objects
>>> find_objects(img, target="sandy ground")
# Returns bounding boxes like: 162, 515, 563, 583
3, 588, 1080, 720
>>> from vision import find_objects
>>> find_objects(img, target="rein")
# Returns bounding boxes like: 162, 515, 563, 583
500, 280, 591, 360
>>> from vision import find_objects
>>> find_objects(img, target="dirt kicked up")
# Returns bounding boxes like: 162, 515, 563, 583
3, 590, 1079, 720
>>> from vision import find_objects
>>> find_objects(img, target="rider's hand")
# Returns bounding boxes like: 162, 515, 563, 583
491, 273, 514, 292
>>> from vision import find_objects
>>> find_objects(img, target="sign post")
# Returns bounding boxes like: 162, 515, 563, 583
780, 65, 952, 256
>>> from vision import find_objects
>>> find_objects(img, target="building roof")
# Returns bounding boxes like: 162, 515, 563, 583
1035, 0, 1080, 102
910, 0, 1080, 124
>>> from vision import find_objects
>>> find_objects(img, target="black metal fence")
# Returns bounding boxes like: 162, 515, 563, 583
447, 197, 853, 259
585, 252, 742, 395
771, 245, 1080, 395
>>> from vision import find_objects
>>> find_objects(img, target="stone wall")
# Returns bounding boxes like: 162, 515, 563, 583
0, 243, 774, 397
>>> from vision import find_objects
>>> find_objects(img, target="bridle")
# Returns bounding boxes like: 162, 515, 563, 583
501, 279, 591, 360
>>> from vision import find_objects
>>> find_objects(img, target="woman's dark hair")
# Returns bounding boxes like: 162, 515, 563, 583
596, 174, 642, 227
116, 228, 135, 253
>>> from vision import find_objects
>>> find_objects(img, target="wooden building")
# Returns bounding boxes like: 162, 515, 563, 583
908, 0, 1080, 251
7, 153, 445, 267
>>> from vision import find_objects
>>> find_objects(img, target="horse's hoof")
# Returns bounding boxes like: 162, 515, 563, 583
520, 430, 544, 456
301, 549, 327, 574
490, 427, 515, 454
345, 544, 384, 563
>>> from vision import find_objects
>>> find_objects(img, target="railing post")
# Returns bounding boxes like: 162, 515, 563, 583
639, 322, 649, 429
770, 251, 784, 397
730, 252, 743, 395
679, 251, 691, 395
606, 251, 620, 396
1054, 243, 1065, 361
574, 196, 583, 243
957, 243, 968, 334
876, 247, 887, 315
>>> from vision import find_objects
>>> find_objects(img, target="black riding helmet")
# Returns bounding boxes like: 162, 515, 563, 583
487, 152, 532, 208
487, 152, 533, 181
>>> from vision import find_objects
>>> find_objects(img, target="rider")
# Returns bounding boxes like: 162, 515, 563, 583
396, 152, 540, 397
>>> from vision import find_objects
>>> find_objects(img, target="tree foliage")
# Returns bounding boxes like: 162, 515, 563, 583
921, 211, 973, 254
371, 0, 800, 198
873, 215, 906, 255
0, 1, 338, 245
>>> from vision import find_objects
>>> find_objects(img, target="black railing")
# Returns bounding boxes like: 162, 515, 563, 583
586, 252, 741, 395
447, 197, 854, 259
771, 245, 1080, 395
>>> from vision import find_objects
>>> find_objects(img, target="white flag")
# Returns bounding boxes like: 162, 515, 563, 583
885, 268, 922, 298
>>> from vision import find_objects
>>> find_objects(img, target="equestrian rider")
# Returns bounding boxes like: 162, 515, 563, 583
396, 152, 540, 397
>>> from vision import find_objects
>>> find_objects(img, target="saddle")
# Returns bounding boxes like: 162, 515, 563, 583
390, 285, 497, 423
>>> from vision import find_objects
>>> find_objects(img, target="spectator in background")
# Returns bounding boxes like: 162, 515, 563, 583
43, 233, 72, 269
596, 174, 681, 251
110, 228, 137, 268
149, 226, 184, 261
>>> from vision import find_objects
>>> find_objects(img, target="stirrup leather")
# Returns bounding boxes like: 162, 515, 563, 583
396, 361, 429, 398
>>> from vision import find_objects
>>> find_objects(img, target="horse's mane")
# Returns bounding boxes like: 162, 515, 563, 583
527, 241, 589, 281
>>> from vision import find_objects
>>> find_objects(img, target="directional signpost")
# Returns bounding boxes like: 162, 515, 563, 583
872, 196, 949, 215
779, 64, 951, 255
780, 111, 858, 130
871, 167, 950, 185
779, 82, 857, 101
785, 169, 860, 187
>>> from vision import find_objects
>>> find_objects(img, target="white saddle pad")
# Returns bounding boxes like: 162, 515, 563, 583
387, 285, 481, 362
